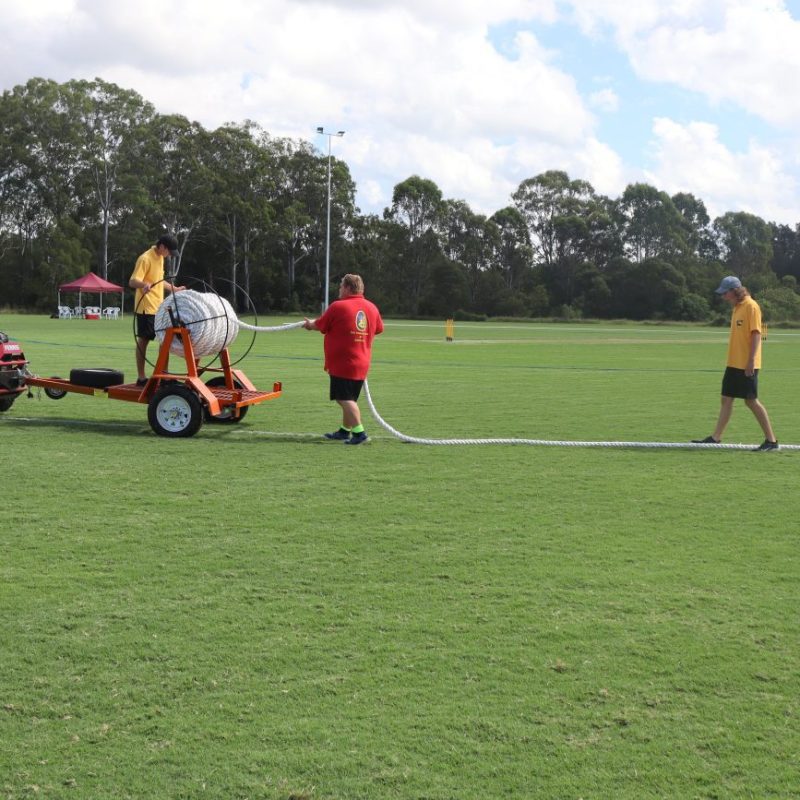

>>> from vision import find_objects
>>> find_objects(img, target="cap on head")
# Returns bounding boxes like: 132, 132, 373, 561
156, 234, 179, 257
715, 275, 742, 294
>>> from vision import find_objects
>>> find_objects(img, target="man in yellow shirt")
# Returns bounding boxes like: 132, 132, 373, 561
692, 275, 778, 451
128, 234, 185, 385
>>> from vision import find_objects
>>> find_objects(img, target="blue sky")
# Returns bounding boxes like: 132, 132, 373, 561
2, 0, 799, 225
495, 14, 775, 160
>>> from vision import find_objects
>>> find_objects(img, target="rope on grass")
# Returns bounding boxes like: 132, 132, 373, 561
155, 290, 304, 357
155, 293, 797, 451
363, 381, 799, 450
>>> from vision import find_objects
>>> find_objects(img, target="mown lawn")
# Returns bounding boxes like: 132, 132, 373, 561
1, 313, 798, 799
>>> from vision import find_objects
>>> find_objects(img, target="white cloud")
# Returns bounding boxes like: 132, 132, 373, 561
1, 0, 799, 223
645, 117, 800, 223
566, 0, 800, 127
589, 87, 619, 112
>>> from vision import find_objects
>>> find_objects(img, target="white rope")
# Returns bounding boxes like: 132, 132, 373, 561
154, 294, 796, 451
238, 320, 306, 333
155, 290, 303, 356
363, 380, 799, 450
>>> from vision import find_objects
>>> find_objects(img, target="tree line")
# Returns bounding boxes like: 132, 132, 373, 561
2, 77, 800, 321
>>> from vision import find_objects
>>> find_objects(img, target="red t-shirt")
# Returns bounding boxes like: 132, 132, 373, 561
316, 294, 384, 380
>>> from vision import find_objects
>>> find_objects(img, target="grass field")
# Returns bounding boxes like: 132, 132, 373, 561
1, 312, 798, 799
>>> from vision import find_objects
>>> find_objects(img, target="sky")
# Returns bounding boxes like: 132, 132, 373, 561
2, 0, 800, 225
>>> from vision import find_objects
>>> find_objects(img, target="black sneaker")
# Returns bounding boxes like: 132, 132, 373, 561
136, 377, 148, 387
753, 440, 779, 452
691, 436, 720, 444
343, 431, 369, 445
324, 428, 351, 440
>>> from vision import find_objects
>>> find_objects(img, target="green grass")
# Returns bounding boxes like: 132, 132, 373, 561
1, 313, 799, 799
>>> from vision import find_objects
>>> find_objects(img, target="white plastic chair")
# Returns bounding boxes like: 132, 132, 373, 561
103, 306, 120, 319
58, 306, 73, 319
84, 306, 101, 318
73, 306, 84, 318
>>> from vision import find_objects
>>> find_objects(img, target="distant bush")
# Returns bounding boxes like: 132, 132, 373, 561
758, 286, 800, 322
453, 309, 487, 322
675, 292, 711, 321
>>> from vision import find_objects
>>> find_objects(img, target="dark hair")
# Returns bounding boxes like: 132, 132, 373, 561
156, 234, 179, 253
732, 286, 750, 302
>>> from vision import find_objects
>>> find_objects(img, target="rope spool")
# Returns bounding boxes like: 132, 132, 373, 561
155, 290, 304, 357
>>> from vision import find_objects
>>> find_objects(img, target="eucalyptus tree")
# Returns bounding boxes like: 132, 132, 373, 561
489, 206, 533, 291
771, 222, 800, 280
339, 213, 399, 311
712, 211, 773, 282
0, 78, 85, 260
66, 78, 155, 279
512, 171, 605, 307
386, 175, 444, 315
268, 137, 358, 307
142, 113, 214, 269
0, 77, 94, 307
671, 191, 717, 262
0, 91, 20, 261
440, 199, 500, 309
512, 170, 597, 267
207, 121, 275, 308
616, 183, 688, 264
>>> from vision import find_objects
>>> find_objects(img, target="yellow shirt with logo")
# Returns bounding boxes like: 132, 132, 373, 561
726, 295, 762, 370
130, 246, 165, 315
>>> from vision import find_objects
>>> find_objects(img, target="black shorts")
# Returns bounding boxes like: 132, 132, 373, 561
329, 375, 364, 402
136, 313, 156, 341
721, 366, 758, 399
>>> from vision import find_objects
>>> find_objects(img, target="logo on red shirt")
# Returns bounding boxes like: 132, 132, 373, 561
355, 310, 367, 331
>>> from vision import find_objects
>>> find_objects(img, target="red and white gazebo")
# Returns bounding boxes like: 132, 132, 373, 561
58, 272, 125, 317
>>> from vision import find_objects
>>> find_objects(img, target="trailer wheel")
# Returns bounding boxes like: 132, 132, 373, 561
148, 384, 203, 438
0, 396, 15, 412
45, 378, 68, 400
204, 376, 249, 423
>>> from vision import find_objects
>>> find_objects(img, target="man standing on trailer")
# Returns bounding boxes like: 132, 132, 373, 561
692, 275, 778, 451
129, 234, 185, 386
303, 274, 384, 445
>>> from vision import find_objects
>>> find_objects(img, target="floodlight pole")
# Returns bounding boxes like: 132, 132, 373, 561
317, 127, 345, 310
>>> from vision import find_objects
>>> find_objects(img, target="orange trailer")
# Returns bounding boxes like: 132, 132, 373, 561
24, 323, 282, 437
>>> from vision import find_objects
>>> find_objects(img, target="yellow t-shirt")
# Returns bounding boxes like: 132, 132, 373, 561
726, 295, 762, 370
130, 246, 165, 315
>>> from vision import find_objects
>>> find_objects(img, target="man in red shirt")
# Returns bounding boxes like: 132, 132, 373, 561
303, 274, 384, 444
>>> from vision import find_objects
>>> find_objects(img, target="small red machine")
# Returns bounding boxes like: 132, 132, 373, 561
0, 333, 30, 412
0, 326, 281, 437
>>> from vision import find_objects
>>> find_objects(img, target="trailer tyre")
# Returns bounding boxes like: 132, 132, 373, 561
204, 376, 249, 423
0, 396, 15, 412
69, 368, 124, 388
148, 384, 203, 438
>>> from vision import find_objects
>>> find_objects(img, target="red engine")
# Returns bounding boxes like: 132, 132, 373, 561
0, 332, 30, 411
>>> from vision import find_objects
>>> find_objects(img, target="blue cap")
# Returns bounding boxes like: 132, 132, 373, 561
715, 276, 742, 294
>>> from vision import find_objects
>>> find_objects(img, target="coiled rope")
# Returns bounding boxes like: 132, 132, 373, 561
156, 291, 797, 450
155, 290, 303, 356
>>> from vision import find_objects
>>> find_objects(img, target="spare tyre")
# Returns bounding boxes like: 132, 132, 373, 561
69, 368, 125, 388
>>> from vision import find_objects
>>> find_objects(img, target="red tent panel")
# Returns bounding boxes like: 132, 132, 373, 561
59, 272, 125, 292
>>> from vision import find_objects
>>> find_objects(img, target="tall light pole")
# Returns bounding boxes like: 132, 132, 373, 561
316, 126, 345, 310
